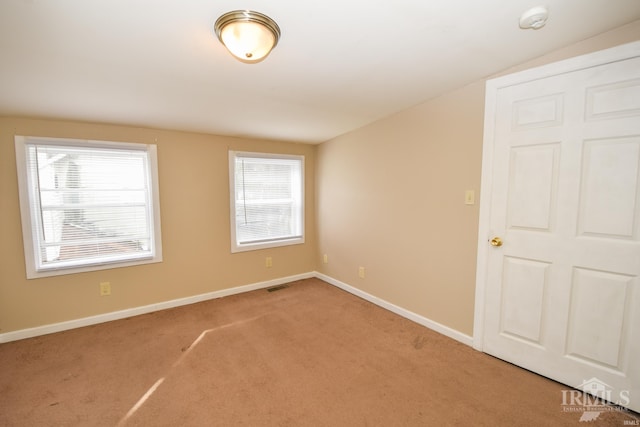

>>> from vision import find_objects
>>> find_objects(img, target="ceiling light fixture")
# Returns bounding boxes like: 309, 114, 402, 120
519, 6, 549, 30
214, 10, 281, 63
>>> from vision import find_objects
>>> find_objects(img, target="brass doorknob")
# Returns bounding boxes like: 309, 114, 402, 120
489, 237, 503, 247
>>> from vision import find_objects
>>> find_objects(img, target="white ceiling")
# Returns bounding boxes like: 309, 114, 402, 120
1, 1, 639, 144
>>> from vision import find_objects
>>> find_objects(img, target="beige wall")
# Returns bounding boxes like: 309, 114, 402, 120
0, 118, 317, 333
316, 21, 640, 337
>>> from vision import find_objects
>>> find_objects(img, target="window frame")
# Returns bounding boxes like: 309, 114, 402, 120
229, 151, 305, 253
15, 136, 163, 279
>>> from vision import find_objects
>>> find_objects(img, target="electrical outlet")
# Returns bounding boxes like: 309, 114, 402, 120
323, 254, 328, 264
100, 282, 111, 296
358, 266, 365, 279
265, 256, 273, 268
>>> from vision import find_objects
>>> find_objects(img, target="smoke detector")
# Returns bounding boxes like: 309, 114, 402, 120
519, 6, 549, 30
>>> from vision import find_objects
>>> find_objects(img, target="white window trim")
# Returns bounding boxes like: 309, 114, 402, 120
15, 136, 163, 279
229, 151, 305, 253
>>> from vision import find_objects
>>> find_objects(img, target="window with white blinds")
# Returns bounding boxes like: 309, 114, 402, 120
15, 136, 162, 278
229, 151, 304, 252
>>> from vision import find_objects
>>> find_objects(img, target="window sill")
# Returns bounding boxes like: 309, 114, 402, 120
231, 237, 305, 253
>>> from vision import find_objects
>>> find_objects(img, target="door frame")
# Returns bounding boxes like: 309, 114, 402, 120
473, 40, 640, 352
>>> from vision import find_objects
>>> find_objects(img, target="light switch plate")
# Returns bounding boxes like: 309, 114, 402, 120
465, 190, 475, 205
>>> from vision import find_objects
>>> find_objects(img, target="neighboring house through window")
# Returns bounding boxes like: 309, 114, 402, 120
14, 136, 163, 278
229, 151, 304, 252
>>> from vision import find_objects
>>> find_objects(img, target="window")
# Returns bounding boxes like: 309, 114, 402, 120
229, 151, 304, 252
15, 136, 162, 278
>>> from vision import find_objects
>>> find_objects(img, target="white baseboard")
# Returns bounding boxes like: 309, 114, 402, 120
0, 272, 314, 344
0, 271, 472, 347
315, 272, 473, 347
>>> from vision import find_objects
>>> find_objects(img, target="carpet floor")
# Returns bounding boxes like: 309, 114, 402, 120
0, 278, 637, 426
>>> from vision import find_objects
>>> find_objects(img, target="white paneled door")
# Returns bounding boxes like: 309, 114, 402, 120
476, 41, 640, 412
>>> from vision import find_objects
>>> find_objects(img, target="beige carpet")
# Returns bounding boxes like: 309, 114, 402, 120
0, 278, 637, 426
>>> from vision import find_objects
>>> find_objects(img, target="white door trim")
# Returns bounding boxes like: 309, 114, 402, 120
473, 39, 640, 351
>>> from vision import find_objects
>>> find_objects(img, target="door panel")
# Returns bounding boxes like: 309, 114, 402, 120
585, 79, 640, 121
567, 268, 631, 370
579, 138, 640, 238
512, 93, 564, 129
507, 144, 559, 231
479, 47, 640, 412
500, 256, 549, 345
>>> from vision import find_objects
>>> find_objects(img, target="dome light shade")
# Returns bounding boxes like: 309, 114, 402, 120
214, 10, 281, 63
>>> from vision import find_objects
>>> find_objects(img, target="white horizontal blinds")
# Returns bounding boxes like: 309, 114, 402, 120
26, 142, 154, 270
234, 155, 302, 245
